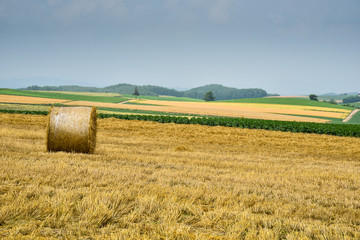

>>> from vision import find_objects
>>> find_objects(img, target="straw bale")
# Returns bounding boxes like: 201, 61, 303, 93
46, 107, 97, 154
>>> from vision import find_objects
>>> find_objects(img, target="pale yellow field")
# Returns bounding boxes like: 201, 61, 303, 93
0, 94, 67, 104
0, 113, 359, 239
65, 99, 348, 123
144, 100, 350, 119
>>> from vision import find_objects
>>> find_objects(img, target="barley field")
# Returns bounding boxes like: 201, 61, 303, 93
0, 113, 359, 239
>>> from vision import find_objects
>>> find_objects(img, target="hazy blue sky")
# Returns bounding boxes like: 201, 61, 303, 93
1, 0, 359, 95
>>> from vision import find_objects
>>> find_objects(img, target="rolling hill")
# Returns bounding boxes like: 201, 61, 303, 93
23, 83, 267, 101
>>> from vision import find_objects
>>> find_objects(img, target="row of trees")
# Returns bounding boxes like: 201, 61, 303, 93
343, 96, 360, 103
310, 94, 360, 104
182, 84, 267, 100
134, 87, 216, 102
26, 83, 268, 101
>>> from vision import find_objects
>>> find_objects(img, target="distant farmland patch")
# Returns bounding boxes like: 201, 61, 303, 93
0, 89, 128, 103
347, 110, 360, 124
0, 89, 356, 123
221, 97, 353, 109
123, 94, 204, 102
0, 94, 67, 104
35, 91, 124, 97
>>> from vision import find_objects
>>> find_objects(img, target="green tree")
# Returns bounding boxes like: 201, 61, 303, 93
203, 91, 216, 101
133, 87, 140, 99
329, 98, 337, 105
343, 96, 360, 103
309, 94, 318, 101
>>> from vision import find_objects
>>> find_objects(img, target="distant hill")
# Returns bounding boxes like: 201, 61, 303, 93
182, 84, 267, 100
23, 83, 268, 100
319, 93, 360, 101
322, 92, 359, 96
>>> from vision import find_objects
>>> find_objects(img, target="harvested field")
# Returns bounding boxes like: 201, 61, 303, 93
0, 94, 67, 104
144, 100, 350, 119
65, 100, 331, 123
0, 113, 359, 239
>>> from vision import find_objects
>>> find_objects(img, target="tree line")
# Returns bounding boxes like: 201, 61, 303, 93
25, 83, 268, 100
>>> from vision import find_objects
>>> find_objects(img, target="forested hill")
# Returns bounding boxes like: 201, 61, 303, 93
181, 84, 267, 100
24, 84, 267, 100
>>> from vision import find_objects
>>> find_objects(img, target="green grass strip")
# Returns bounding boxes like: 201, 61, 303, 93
0, 109, 49, 115
0, 88, 128, 103
220, 97, 353, 110
123, 94, 204, 102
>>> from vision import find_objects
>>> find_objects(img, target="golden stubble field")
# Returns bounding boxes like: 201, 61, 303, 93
0, 113, 359, 239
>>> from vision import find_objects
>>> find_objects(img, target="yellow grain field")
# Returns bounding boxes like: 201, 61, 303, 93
0, 94, 67, 104
65, 100, 335, 123
0, 113, 359, 239
143, 100, 350, 119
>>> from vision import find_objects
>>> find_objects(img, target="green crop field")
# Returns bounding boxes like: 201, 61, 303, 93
0, 103, 51, 112
123, 94, 204, 102
221, 97, 353, 110
35, 91, 124, 97
0, 89, 128, 103
1, 108, 360, 137
348, 102, 360, 108
347, 110, 360, 124
123, 101, 164, 106
318, 94, 349, 101
0, 103, 205, 118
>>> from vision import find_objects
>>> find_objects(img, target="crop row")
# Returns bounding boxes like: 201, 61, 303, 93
0, 109, 49, 115
97, 113, 360, 138
1, 109, 359, 137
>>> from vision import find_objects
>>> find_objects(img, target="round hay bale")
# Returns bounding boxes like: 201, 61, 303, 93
46, 106, 97, 154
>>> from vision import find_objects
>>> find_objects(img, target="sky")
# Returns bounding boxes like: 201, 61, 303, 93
0, 0, 359, 95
